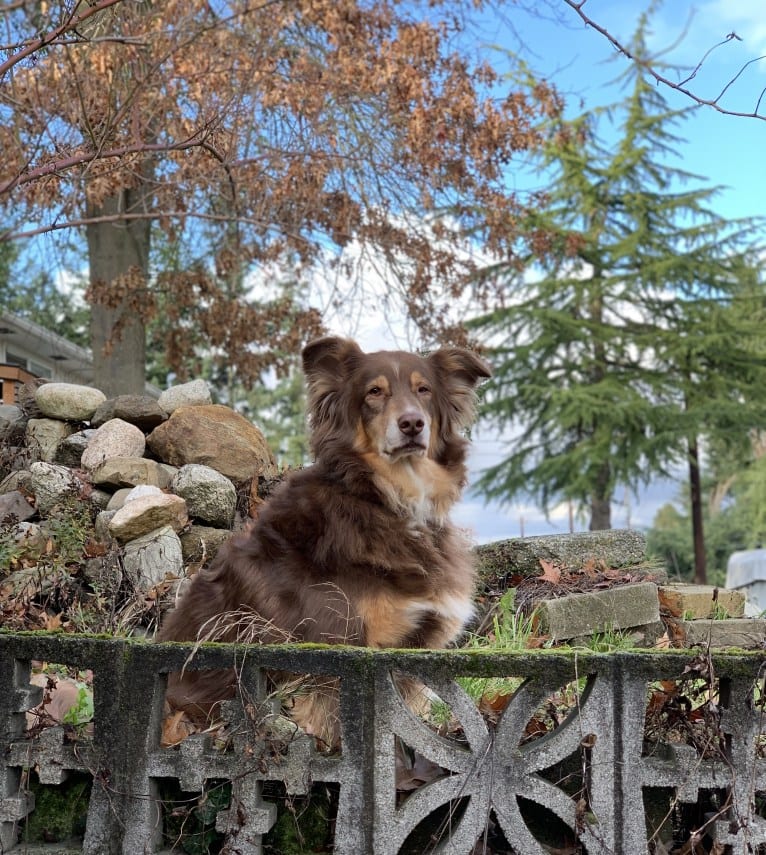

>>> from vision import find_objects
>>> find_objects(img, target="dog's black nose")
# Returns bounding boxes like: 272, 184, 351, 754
398, 412, 425, 437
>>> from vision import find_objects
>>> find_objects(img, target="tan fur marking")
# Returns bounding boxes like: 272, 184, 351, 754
367, 374, 390, 394
410, 370, 429, 391
363, 452, 460, 523
357, 591, 422, 647
353, 420, 372, 453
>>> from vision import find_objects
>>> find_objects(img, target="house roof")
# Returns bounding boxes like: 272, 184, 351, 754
0, 311, 160, 396
0, 311, 93, 381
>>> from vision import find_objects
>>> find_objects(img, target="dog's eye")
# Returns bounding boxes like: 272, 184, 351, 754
417, 384, 431, 395
367, 386, 382, 397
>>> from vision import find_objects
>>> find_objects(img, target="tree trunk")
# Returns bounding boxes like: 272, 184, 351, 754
86, 180, 152, 397
589, 496, 611, 530
688, 435, 707, 584
589, 460, 612, 530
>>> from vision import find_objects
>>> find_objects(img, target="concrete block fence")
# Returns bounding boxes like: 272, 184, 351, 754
2, 633, 766, 853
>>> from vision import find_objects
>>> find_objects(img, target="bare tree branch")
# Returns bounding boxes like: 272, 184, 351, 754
0, 134, 211, 196
0, 0, 128, 78
0, 209, 311, 243
562, 0, 766, 120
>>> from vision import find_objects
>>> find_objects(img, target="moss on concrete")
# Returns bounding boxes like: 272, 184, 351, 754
264, 784, 335, 854
22, 772, 90, 843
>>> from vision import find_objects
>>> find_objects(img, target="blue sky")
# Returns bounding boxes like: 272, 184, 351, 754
326, 0, 765, 544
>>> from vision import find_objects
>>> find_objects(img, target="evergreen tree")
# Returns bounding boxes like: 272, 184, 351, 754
472, 24, 766, 581
246, 368, 309, 469
1, 267, 90, 348
733, 453, 766, 548
0, 239, 15, 291
646, 498, 749, 588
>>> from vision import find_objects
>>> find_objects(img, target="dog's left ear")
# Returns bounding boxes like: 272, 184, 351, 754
427, 347, 492, 429
428, 348, 492, 386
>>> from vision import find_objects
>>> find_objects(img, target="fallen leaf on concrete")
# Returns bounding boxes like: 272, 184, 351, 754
538, 559, 561, 585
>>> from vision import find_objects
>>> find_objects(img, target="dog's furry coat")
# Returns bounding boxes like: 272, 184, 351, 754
159, 336, 491, 745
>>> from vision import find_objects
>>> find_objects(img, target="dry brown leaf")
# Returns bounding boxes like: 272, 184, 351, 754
44, 612, 63, 631
161, 710, 200, 747
538, 558, 561, 585
524, 717, 549, 740
581, 557, 600, 578
479, 691, 513, 716
83, 538, 107, 558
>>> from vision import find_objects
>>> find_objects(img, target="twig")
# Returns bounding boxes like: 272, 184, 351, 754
561, 0, 766, 120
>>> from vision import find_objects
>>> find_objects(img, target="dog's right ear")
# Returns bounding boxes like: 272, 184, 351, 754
302, 337, 363, 385
302, 338, 364, 434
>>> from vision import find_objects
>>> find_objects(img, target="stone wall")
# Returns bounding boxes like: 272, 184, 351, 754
2, 634, 766, 853
0, 380, 280, 636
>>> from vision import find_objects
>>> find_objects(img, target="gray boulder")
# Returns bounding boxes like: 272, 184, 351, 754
91, 395, 167, 431
81, 419, 147, 472
171, 464, 237, 528
0, 490, 35, 523
158, 379, 212, 414
54, 430, 94, 468
35, 382, 106, 421
29, 462, 86, 514
122, 525, 184, 590
0, 404, 25, 441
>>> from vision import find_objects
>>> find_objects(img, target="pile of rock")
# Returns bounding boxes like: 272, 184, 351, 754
0, 380, 279, 603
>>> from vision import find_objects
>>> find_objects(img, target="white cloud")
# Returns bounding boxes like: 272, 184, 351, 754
702, 0, 766, 58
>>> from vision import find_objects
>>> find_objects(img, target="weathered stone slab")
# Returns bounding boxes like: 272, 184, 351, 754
538, 581, 660, 641
25, 418, 75, 462
681, 618, 766, 649
659, 584, 745, 620
0, 469, 31, 494
475, 529, 657, 586
122, 525, 184, 589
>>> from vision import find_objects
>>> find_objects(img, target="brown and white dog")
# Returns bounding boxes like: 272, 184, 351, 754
158, 336, 491, 746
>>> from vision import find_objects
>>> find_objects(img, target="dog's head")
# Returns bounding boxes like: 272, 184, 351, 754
302, 337, 491, 467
